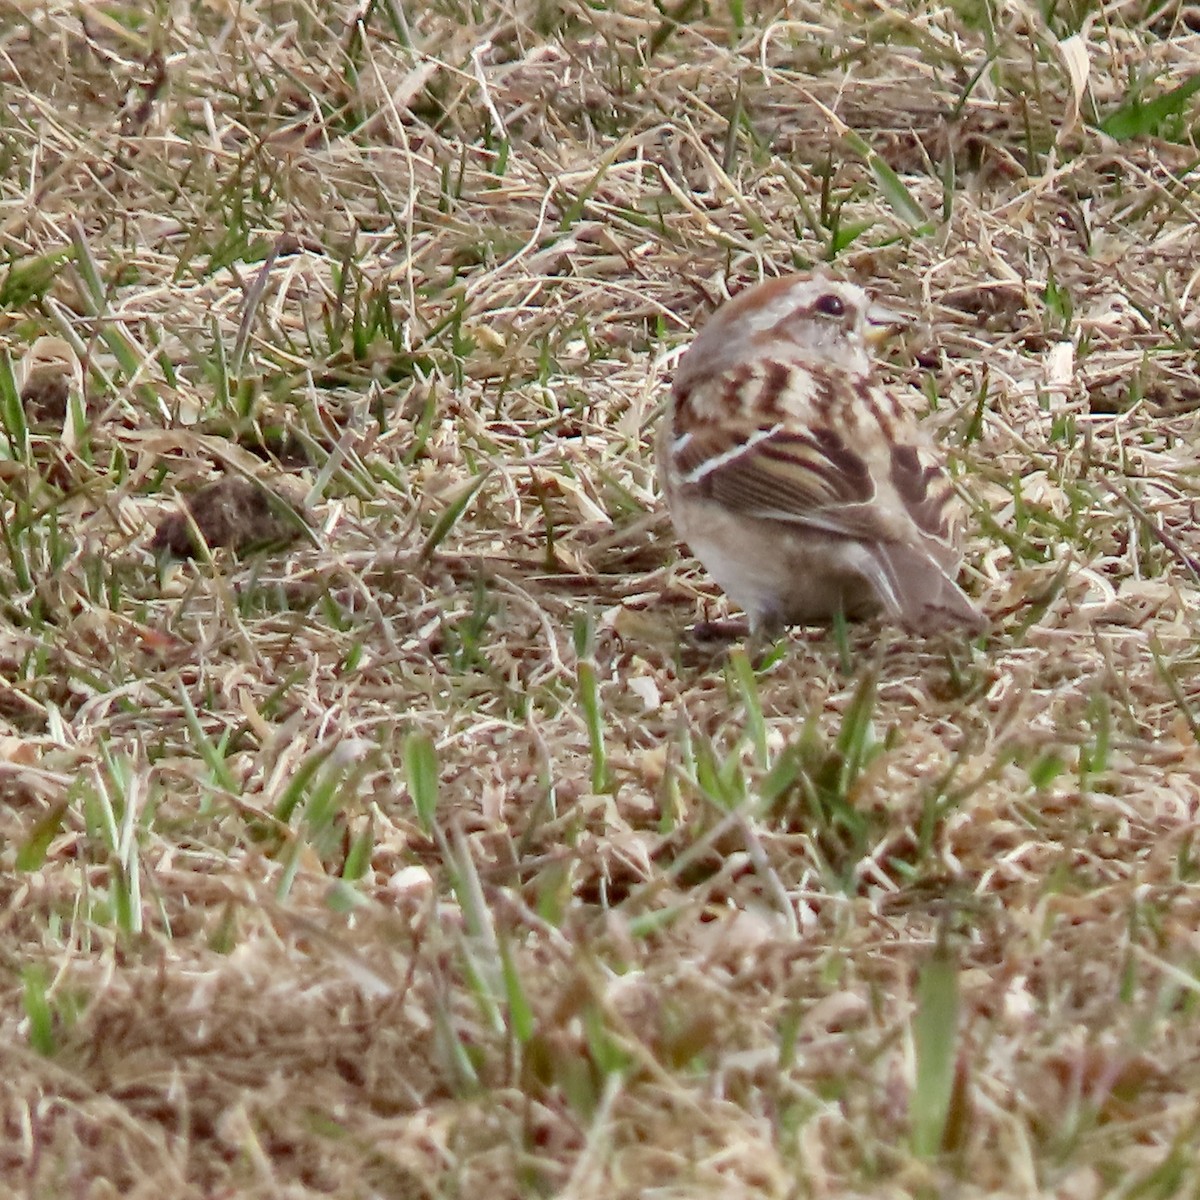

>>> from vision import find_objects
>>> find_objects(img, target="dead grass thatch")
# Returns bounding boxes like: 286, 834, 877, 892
4, 0, 1200, 1196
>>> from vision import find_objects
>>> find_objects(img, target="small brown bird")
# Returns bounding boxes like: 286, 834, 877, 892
658, 273, 984, 636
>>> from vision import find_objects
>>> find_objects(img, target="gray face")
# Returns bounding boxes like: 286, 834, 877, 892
674, 275, 886, 396
748, 278, 878, 376
772, 279, 873, 357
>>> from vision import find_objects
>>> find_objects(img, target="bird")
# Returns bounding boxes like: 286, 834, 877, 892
657, 272, 985, 638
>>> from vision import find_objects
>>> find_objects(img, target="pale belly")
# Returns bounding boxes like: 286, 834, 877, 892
675, 500, 885, 629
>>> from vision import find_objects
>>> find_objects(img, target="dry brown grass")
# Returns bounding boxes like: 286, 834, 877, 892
4, 0, 1200, 1195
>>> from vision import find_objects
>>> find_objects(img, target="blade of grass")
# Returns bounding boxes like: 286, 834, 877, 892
1100, 73, 1200, 140
843, 129, 931, 230
22, 965, 55, 1056
404, 732, 439, 833
16, 800, 69, 871
727, 646, 768, 768
420, 471, 490, 561
179, 686, 239, 793
910, 939, 961, 1158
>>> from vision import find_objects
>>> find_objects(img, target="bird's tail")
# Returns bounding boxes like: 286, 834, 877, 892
870, 541, 986, 634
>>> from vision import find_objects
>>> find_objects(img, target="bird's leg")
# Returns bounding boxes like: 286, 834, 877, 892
689, 617, 751, 643
747, 611, 788, 669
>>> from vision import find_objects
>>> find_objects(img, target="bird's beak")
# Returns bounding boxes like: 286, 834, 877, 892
864, 301, 911, 345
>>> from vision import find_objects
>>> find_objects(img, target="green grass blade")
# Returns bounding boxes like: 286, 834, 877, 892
16, 800, 69, 871
842, 130, 931, 230
420, 471, 489, 560
404, 733, 439, 833
727, 647, 767, 768
910, 942, 961, 1158
1100, 73, 1200, 140
22, 965, 55, 1056
578, 659, 611, 793
179, 686, 239, 793
500, 935, 535, 1045
835, 665, 879, 790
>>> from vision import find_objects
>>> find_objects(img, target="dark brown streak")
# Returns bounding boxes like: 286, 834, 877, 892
755, 444, 870, 503
672, 431, 716, 480
707, 465, 817, 515
807, 428, 873, 497
809, 371, 842, 423
758, 359, 792, 417
694, 427, 875, 513
719, 363, 755, 415
890, 444, 950, 537
856, 376, 896, 423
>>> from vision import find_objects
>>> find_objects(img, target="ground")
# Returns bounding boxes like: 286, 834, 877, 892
2, 1, 1200, 1197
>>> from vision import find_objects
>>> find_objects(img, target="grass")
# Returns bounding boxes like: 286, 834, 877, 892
4, 0, 1200, 1195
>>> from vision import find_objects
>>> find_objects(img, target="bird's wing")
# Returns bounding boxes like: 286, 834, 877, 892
669, 412, 956, 551
670, 417, 981, 630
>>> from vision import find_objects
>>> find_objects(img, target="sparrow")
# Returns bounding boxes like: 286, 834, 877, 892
658, 273, 985, 637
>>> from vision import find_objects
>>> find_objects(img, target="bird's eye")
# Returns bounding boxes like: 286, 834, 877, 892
815, 293, 846, 318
